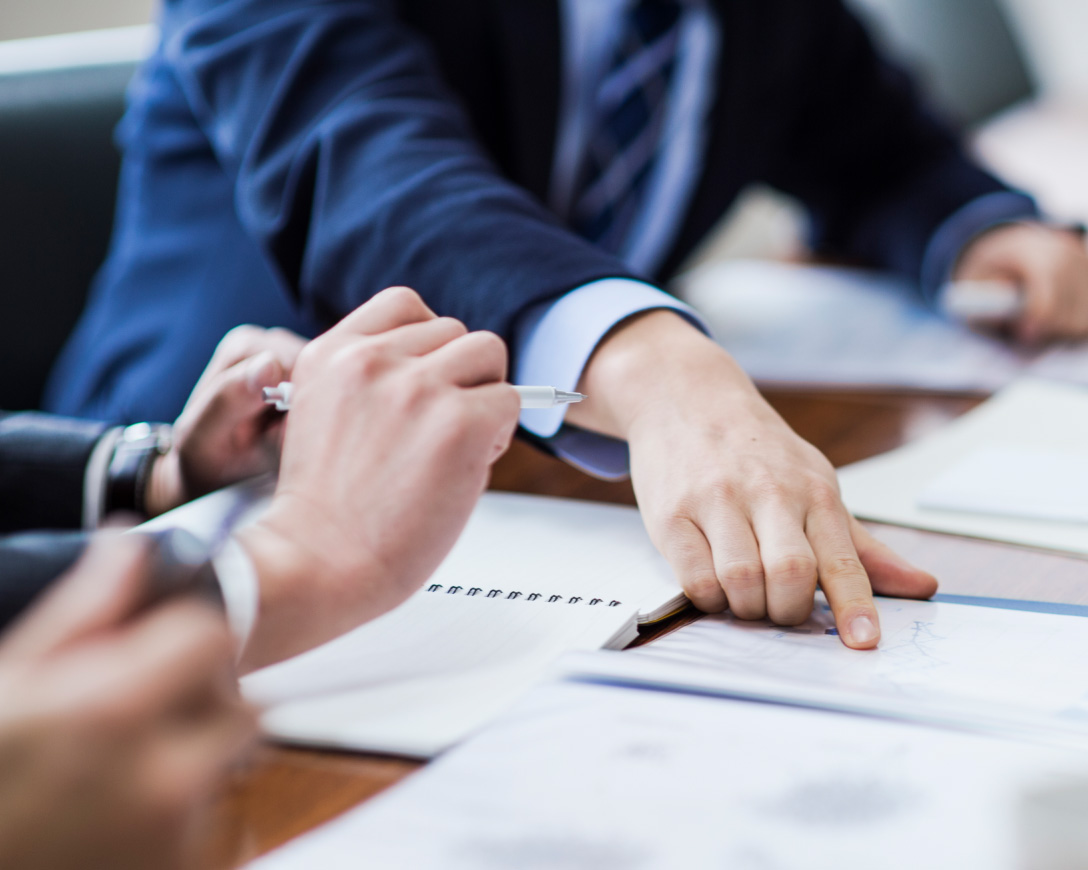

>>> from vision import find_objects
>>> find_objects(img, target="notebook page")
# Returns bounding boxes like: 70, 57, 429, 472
242, 588, 638, 757
249, 680, 1088, 870
144, 488, 684, 623
430, 492, 683, 623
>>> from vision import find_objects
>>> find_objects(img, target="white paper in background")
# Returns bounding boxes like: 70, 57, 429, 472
674, 260, 1088, 392
918, 446, 1088, 524
607, 596, 1088, 743
838, 379, 1088, 555
248, 679, 1088, 870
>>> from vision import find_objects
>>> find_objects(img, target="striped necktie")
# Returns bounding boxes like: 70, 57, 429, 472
571, 1, 684, 256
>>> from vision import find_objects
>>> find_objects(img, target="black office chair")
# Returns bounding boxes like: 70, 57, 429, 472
0, 60, 136, 411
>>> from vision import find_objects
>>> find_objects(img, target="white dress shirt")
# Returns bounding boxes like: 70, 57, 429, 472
515, 0, 719, 480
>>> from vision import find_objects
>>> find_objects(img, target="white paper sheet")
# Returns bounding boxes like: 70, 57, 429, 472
675, 260, 1088, 392
570, 595, 1088, 747
249, 679, 1088, 870
918, 445, 1088, 524
839, 379, 1088, 555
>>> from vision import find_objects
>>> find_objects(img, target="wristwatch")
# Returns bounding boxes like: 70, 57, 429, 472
105, 422, 173, 518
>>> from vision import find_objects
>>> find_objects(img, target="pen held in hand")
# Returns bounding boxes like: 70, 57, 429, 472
262, 382, 586, 412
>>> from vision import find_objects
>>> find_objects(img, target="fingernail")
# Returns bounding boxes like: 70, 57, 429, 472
848, 614, 879, 645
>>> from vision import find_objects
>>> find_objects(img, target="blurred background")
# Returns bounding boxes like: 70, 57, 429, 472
2, 0, 1087, 408
1, 0, 153, 41
2, 0, 1078, 119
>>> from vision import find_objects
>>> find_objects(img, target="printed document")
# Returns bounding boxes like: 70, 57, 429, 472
249, 679, 1088, 870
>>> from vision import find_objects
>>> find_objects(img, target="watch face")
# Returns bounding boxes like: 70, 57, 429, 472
123, 422, 155, 443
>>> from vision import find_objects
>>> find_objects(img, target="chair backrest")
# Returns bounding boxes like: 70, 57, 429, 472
848, 0, 1034, 125
0, 27, 150, 411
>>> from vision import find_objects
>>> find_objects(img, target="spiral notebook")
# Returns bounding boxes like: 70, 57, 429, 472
239, 492, 685, 758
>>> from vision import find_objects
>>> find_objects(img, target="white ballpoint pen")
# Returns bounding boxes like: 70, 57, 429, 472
262, 382, 585, 412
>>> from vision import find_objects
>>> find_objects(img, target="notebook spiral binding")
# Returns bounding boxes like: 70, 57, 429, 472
426, 584, 622, 608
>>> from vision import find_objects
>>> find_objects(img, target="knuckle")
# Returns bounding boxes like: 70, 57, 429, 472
221, 323, 262, 347
437, 396, 478, 439
771, 604, 813, 627
437, 317, 469, 338
294, 338, 327, 376
806, 479, 842, 511
473, 330, 507, 359
657, 500, 701, 530
728, 597, 767, 621
685, 575, 727, 612
706, 477, 742, 507
341, 342, 389, 380
382, 285, 427, 315
766, 554, 818, 587
396, 371, 438, 412
821, 553, 866, 581
719, 559, 765, 592
741, 470, 779, 500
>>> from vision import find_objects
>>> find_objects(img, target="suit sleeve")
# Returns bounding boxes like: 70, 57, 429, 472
754, 0, 1036, 288
0, 532, 88, 634
0, 412, 109, 534
159, 0, 637, 340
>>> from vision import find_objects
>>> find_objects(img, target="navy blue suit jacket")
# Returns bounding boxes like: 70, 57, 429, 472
48, 0, 1014, 423
0, 412, 101, 631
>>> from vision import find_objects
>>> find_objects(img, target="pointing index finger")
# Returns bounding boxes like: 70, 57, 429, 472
806, 505, 880, 650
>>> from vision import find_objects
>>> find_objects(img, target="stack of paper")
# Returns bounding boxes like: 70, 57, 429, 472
248, 591, 1088, 868
838, 379, 1088, 555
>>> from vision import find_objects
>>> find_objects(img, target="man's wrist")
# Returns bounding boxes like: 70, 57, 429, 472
144, 449, 184, 518
567, 309, 757, 439
232, 502, 389, 672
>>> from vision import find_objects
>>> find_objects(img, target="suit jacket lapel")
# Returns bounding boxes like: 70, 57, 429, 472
491, 0, 562, 202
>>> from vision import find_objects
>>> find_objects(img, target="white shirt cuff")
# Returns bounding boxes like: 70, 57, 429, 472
513, 278, 710, 479
212, 538, 261, 657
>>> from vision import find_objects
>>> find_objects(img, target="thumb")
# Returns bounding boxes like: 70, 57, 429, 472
0, 534, 152, 660
852, 519, 938, 600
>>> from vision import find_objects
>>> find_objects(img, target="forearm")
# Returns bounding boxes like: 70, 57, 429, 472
162, 0, 633, 339
759, 0, 1024, 284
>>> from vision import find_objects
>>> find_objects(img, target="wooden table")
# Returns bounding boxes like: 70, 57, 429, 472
201, 390, 1088, 868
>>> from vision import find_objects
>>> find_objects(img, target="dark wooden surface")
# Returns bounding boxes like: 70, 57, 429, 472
202, 390, 1088, 868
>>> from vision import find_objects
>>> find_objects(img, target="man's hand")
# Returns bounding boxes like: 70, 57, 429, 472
0, 536, 255, 870
235, 287, 520, 671
567, 311, 938, 650
954, 222, 1088, 344
145, 326, 307, 517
